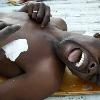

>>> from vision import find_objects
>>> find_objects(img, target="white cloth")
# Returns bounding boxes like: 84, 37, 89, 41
2, 39, 28, 61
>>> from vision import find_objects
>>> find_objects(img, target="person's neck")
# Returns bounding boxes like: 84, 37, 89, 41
51, 27, 72, 42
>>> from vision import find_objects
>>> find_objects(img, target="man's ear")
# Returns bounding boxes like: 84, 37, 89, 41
93, 33, 100, 39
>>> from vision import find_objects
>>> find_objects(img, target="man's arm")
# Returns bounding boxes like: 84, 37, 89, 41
0, 58, 64, 100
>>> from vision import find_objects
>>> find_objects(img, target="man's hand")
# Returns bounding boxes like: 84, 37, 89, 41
19, 1, 50, 27
21, 0, 42, 3
0, 21, 21, 47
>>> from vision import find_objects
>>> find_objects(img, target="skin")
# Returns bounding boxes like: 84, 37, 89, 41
0, 1, 100, 100
56, 32, 100, 84
0, 22, 21, 48
21, 0, 43, 3
0, 12, 66, 100
19, 1, 51, 27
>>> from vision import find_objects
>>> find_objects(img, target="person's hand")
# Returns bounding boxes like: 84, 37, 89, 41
21, 0, 42, 3
0, 21, 21, 47
19, 1, 50, 27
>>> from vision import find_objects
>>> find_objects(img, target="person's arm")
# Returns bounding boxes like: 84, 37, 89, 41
0, 58, 64, 100
0, 21, 21, 47
0, 22, 64, 100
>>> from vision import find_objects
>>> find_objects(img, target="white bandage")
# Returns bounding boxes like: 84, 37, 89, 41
2, 39, 28, 61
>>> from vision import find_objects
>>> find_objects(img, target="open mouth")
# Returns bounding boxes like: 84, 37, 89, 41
62, 42, 98, 83
75, 52, 85, 67
58, 38, 100, 84
68, 48, 85, 68
66, 47, 89, 71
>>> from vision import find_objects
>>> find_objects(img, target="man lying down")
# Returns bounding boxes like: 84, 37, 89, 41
0, 1, 100, 100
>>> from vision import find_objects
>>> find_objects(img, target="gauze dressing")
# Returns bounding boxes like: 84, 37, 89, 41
2, 39, 28, 61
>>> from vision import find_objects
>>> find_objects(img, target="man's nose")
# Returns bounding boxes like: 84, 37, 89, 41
88, 62, 97, 73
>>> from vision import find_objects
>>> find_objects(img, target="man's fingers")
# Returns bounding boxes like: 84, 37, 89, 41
32, 4, 39, 20
0, 22, 12, 30
0, 24, 21, 40
24, 2, 51, 27
0, 22, 8, 30
41, 6, 50, 27
27, 2, 34, 17
36, 3, 45, 23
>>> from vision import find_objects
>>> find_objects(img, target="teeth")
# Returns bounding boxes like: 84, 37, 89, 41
75, 52, 85, 67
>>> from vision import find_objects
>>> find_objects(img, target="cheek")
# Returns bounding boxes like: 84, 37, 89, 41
95, 47, 100, 58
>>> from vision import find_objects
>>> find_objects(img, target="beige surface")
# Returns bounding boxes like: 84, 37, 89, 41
54, 68, 100, 96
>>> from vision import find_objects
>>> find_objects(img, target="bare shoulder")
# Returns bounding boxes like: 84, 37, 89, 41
29, 55, 65, 92
15, 55, 65, 99
50, 17, 67, 31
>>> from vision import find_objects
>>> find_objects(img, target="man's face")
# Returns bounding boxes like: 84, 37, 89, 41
57, 33, 100, 84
